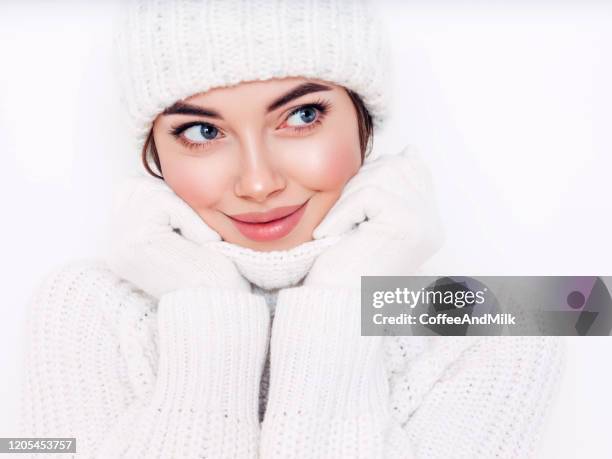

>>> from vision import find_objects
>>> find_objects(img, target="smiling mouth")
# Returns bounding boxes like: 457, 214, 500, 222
227, 200, 309, 242
228, 202, 306, 224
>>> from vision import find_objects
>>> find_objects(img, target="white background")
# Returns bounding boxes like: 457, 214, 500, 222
1, 1, 610, 457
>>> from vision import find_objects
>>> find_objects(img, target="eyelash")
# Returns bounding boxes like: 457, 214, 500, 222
168, 98, 332, 151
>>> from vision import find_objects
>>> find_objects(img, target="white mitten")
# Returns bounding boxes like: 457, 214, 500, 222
105, 174, 251, 299
306, 145, 445, 289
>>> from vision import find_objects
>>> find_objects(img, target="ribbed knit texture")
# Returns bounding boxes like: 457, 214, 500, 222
215, 235, 343, 423
20, 246, 566, 458
260, 286, 392, 458
113, 0, 392, 152
215, 236, 342, 293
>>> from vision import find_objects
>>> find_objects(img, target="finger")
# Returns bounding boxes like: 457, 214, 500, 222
314, 151, 440, 240
312, 190, 365, 238
340, 153, 421, 205
312, 156, 403, 239
140, 180, 222, 244
359, 188, 445, 256
162, 193, 222, 244
357, 188, 424, 238
313, 186, 386, 238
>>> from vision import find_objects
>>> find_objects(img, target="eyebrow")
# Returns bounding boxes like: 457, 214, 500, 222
266, 82, 332, 112
162, 82, 333, 120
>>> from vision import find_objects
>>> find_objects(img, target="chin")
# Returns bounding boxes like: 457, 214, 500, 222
223, 230, 313, 252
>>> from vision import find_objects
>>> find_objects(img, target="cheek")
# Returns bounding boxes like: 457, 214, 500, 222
291, 138, 361, 191
159, 154, 233, 210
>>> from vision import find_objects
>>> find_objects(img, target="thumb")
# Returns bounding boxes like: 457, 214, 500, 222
115, 175, 222, 245
159, 188, 222, 244
313, 186, 386, 238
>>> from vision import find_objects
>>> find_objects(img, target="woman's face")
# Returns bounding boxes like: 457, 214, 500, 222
152, 76, 362, 251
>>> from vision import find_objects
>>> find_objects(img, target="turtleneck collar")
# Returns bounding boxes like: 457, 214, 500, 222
214, 236, 342, 291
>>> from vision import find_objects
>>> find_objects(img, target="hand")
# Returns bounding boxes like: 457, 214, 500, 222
105, 175, 250, 299
305, 145, 445, 289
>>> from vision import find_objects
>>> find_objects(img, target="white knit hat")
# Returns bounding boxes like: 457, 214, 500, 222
113, 0, 393, 152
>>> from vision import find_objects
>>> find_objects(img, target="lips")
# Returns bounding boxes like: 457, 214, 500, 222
227, 200, 309, 242
229, 203, 304, 223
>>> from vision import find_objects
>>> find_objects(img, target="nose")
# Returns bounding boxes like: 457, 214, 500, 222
234, 138, 286, 203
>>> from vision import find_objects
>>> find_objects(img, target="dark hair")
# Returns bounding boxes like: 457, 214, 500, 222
142, 88, 374, 180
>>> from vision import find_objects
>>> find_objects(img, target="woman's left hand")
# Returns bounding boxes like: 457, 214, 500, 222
304, 145, 445, 290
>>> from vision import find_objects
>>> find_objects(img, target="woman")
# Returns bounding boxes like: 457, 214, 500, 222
20, 0, 565, 458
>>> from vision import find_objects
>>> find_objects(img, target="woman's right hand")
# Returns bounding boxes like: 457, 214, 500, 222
105, 175, 251, 299
305, 146, 445, 290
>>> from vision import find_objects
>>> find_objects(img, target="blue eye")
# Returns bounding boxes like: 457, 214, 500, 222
286, 106, 318, 127
182, 123, 219, 143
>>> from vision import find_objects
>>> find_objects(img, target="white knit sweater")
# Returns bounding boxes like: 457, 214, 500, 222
20, 237, 566, 458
